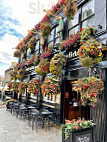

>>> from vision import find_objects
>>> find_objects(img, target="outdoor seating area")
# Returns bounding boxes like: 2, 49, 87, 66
6, 101, 59, 132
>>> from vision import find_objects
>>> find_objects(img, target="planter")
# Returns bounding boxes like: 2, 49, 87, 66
62, 127, 95, 142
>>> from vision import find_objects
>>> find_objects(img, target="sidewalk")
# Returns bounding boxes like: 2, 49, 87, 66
0, 102, 62, 142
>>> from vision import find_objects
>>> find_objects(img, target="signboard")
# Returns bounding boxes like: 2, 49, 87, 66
74, 132, 92, 142
69, 50, 79, 58
26, 66, 35, 71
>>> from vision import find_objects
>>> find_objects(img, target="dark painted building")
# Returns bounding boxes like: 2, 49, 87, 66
18, 0, 107, 141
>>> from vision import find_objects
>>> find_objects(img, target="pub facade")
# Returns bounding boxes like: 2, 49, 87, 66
9, 0, 107, 142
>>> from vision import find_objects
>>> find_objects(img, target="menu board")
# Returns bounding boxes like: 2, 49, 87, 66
74, 131, 92, 142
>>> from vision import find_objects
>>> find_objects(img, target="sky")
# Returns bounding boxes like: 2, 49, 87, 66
0, 0, 58, 77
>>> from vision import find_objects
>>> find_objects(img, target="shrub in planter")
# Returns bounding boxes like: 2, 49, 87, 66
27, 78, 40, 95
60, 118, 95, 140
73, 76, 104, 107
50, 53, 66, 75
10, 70, 18, 80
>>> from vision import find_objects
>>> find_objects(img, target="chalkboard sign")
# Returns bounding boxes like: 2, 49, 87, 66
74, 131, 92, 142
62, 127, 95, 142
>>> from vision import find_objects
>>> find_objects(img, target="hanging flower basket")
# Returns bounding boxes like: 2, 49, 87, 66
63, 0, 78, 20
28, 36, 37, 50
41, 76, 60, 100
40, 22, 52, 38
50, 53, 66, 75
7, 82, 13, 91
26, 54, 38, 66
11, 82, 19, 92
35, 59, 50, 76
18, 82, 28, 94
13, 50, 21, 57
39, 45, 54, 60
79, 38, 102, 68
27, 78, 40, 95
20, 62, 25, 68
73, 76, 104, 107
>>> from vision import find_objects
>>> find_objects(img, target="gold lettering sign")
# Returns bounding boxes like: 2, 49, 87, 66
69, 50, 79, 58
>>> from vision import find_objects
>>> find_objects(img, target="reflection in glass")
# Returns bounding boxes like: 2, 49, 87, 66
82, 0, 94, 20
55, 26, 59, 38
68, 12, 79, 29
48, 29, 54, 42
69, 26, 79, 35
82, 16, 94, 28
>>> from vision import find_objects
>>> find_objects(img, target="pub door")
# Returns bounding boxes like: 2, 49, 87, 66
64, 80, 90, 121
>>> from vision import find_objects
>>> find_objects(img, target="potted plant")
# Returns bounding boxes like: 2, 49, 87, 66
50, 53, 66, 76
40, 22, 52, 38
16, 69, 25, 79
13, 50, 21, 57
73, 76, 104, 107
60, 118, 95, 142
41, 76, 60, 101
63, 0, 77, 20
27, 78, 40, 95
18, 82, 28, 94
79, 38, 102, 68
26, 54, 38, 66
39, 45, 54, 60
11, 82, 19, 92
28, 36, 37, 51
35, 58, 50, 76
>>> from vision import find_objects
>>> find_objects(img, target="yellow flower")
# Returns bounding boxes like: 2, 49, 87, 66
99, 52, 102, 56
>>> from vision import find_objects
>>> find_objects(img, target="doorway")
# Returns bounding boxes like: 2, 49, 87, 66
64, 80, 90, 120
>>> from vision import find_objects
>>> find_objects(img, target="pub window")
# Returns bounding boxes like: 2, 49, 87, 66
55, 26, 59, 38
69, 26, 79, 35
81, 0, 94, 20
68, 12, 79, 29
48, 41, 53, 47
55, 37, 60, 44
35, 40, 40, 54
48, 29, 55, 43
82, 16, 95, 28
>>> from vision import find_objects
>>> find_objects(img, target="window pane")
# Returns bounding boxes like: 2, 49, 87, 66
69, 26, 79, 35
55, 37, 60, 44
36, 40, 39, 51
82, 0, 94, 20
55, 26, 59, 38
68, 12, 79, 29
82, 16, 95, 28
48, 29, 54, 42
48, 42, 53, 47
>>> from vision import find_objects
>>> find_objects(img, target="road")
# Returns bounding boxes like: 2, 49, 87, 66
0, 101, 61, 142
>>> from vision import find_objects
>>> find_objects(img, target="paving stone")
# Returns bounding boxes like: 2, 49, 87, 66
0, 101, 62, 142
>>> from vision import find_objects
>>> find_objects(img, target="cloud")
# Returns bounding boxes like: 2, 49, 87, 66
0, 0, 58, 77
0, 0, 23, 40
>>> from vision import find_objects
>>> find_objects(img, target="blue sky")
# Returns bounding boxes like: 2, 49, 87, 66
0, 0, 57, 77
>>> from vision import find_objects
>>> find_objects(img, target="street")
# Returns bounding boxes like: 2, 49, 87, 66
0, 101, 61, 142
